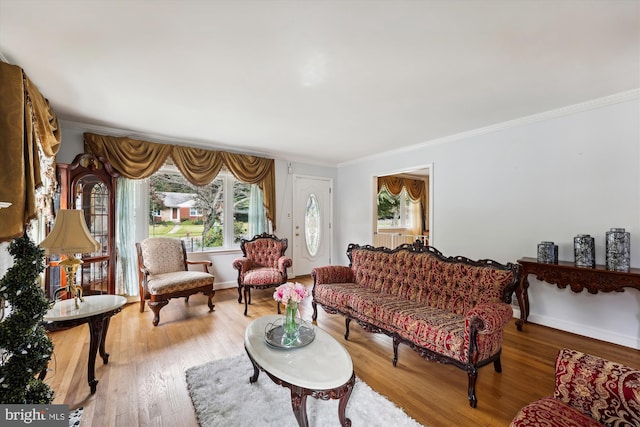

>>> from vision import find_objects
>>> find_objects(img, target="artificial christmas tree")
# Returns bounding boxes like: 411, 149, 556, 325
0, 234, 54, 403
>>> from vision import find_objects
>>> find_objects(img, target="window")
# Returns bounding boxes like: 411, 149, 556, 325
377, 187, 415, 229
148, 167, 260, 251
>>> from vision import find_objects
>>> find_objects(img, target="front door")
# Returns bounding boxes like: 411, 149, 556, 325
293, 176, 332, 276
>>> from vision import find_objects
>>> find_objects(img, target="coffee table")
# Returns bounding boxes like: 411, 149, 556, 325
244, 315, 355, 427
43, 294, 126, 394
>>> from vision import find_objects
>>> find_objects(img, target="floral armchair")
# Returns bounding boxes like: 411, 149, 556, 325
510, 348, 640, 426
136, 237, 215, 326
232, 232, 292, 315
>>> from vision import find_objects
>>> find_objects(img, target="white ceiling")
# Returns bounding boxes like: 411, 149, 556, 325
1, 0, 638, 166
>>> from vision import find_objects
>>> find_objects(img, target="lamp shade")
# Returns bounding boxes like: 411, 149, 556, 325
40, 209, 101, 255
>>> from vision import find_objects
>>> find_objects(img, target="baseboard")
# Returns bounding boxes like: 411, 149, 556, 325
214, 280, 236, 290
512, 307, 639, 350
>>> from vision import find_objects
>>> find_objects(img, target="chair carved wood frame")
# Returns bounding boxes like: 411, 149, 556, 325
232, 232, 292, 316
136, 237, 215, 326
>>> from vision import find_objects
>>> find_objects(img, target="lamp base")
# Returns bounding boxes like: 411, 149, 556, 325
55, 256, 85, 308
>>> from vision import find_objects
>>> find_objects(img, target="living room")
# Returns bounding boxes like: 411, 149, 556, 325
0, 1, 639, 426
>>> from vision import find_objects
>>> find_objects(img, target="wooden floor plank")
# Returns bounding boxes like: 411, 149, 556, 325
44, 276, 639, 427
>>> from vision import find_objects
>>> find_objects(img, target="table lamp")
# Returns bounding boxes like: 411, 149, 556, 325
40, 209, 101, 308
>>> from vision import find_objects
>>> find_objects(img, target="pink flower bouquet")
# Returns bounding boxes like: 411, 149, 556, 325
273, 282, 308, 305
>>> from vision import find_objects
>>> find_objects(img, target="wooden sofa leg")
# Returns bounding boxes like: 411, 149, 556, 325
148, 300, 169, 327
344, 318, 351, 340
237, 285, 243, 304
206, 291, 215, 311
392, 336, 400, 367
467, 366, 478, 408
494, 357, 502, 373
244, 288, 250, 316
139, 299, 146, 313
311, 301, 318, 321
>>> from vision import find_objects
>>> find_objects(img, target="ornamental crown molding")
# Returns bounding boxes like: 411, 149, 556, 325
340, 89, 640, 167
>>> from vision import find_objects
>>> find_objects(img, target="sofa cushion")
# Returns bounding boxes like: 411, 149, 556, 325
242, 267, 284, 285
243, 239, 286, 268
510, 396, 601, 427
554, 349, 640, 425
314, 283, 379, 312
140, 238, 186, 275
350, 247, 515, 316
347, 290, 467, 362
147, 271, 213, 295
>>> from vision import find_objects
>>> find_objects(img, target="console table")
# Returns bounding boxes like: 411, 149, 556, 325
515, 257, 640, 331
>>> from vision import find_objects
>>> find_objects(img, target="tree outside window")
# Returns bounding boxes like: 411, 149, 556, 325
148, 169, 256, 250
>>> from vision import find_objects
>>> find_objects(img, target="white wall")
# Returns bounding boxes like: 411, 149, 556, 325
334, 95, 640, 349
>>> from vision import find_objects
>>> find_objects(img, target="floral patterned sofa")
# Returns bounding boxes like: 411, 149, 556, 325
511, 348, 640, 427
311, 242, 520, 408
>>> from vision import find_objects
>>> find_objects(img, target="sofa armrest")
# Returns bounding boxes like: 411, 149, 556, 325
312, 266, 354, 285
277, 256, 293, 272
186, 259, 212, 272
465, 302, 513, 335
232, 257, 252, 274
553, 348, 640, 425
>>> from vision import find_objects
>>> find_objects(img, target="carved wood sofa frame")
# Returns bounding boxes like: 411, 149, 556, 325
311, 242, 520, 408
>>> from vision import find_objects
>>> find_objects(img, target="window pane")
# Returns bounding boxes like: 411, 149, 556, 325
305, 194, 320, 256
233, 181, 251, 243
148, 172, 224, 251
199, 177, 224, 250
377, 188, 400, 228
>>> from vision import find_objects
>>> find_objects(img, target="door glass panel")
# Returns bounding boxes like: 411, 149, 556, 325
75, 175, 109, 294
304, 194, 320, 256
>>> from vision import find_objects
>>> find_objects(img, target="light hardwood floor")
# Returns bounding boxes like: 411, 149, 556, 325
45, 276, 639, 427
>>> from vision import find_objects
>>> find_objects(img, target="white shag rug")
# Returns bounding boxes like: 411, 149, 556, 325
69, 407, 82, 426
185, 354, 424, 427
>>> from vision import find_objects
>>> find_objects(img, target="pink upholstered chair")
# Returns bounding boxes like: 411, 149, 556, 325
136, 237, 215, 326
232, 233, 292, 315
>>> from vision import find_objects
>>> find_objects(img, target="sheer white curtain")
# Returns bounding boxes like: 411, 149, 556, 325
248, 184, 265, 237
116, 178, 141, 296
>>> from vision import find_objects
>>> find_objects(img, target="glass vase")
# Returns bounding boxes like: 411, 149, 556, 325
283, 301, 299, 346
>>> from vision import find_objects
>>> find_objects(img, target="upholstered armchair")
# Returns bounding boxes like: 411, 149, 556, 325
232, 232, 292, 315
136, 237, 215, 326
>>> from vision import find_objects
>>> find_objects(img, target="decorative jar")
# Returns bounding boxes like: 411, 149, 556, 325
574, 234, 595, 268
606, 228, 630, 272
537, 241, 558, 264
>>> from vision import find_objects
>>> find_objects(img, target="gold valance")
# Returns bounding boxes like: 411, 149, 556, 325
0, 62, 61, 242
378, 175, 427, 234
84, 133, 277, 228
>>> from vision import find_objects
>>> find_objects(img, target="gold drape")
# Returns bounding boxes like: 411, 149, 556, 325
84, 133, 277, 228
84, 133, 172, 179
172, 146, 224, 185
221, 152, 276, 221
0, 62, 61, 242
377, 175, 427, 234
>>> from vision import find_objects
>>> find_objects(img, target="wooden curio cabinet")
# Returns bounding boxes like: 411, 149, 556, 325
56, 153, 119, 295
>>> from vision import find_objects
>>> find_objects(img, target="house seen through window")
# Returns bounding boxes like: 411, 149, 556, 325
148, 167, 262, 251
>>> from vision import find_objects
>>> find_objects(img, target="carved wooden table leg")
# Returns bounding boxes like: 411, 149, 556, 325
43, 295, 125, 395
515, 274, 530, 331
87, 313, 110, 394
290, 387, 309, 427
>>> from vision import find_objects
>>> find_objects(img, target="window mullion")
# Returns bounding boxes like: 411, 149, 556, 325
224, 176, 234, 248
